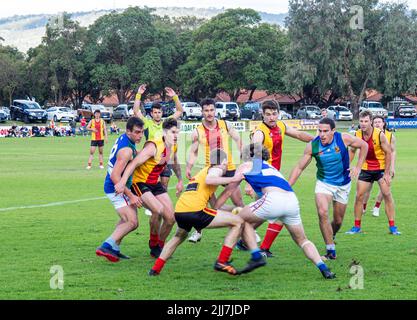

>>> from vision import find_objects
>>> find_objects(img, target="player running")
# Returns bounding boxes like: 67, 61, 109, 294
239, 100, 314, 257
96, 117, 145, 262
115, 118, 183, 258
217, 144, 336, 279
288, 118, 368, 260
362, 116, 397, 217
346, 110, 401, 235
149, 149, 265, 276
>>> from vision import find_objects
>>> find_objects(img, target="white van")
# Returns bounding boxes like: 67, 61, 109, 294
214, 102, 240, 121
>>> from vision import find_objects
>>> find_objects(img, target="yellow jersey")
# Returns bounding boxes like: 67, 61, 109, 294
175, 167, 218, 214
91, 119, 105, 141
196, 120, 235, 171
355, 128, 385, 170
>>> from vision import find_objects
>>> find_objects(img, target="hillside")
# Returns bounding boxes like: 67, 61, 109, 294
0, 7, 287, 53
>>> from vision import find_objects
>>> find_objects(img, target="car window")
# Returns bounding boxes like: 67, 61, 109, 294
306, 106, 319, 111
336, 106, 349, 111
226, 104, 237, 110
215, 104, 223, 109
368, 103, 383, 109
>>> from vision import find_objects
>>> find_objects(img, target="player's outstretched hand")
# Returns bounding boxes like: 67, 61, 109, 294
165, 87, 177, 98
245, 183, 255, 198
138, 84, 147, 95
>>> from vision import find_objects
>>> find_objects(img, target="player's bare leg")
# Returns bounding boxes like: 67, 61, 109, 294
347, 180, 370, 234
377, 178, 400, 235
87, 146, 96, 169
98, 146, 104, 168
155, 193, 176, 246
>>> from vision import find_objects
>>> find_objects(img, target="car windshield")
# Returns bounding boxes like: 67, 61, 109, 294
59, 108, 71, 112
226, 104, 237, 110
25, 102, 41, 109
335, 106, 349, 111
94, 105, 106, 111
368, 103, 383, 109
307, 106, 319, 111
399, 106, 415, 110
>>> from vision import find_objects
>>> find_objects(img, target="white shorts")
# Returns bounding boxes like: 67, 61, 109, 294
315, 180, 351, 205
106, 192, 131, 210
249, 191, 301, 226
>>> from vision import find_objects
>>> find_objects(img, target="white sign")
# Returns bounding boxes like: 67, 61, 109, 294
180, 121, 246, 133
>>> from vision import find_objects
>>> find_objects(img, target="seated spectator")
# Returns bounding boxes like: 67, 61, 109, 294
31, 125, 42, 137
69, 119, 77, 137
7, 125, 18, 137
20, 126, 29, 138
110, 122, 120, 135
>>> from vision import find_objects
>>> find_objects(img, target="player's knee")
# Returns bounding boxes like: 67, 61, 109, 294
317, 211, 329, 221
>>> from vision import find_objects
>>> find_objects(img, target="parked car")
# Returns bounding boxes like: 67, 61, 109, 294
0, 109, 7, 122
327, 105, 353, 121
360, 101, 388, 118
10, 100, 47, 124
394, 104, 417, 118
46, 106, 75, 122
241, 102, 262, 120
278, 110, 292, 120
296, 105, 321, 119
113, 104, 134, 120
77, 104, 112, 123
160, 101, 176, 118
181, 102, 202, 120
1, 106, 10, 120
215, 102, 240, 121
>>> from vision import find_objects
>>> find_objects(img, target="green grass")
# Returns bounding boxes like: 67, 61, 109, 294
0, 129, 416, 300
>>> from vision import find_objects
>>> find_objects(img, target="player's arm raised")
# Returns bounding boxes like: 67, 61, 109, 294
165, 87, 184, 120
285, 125, 314, 142
380, 132, 392, 186
114, 142, 156, 194
288, 143, 313, 186
186, 129, 199, 179
342, 133, 368, 180
133, 84, 147, 119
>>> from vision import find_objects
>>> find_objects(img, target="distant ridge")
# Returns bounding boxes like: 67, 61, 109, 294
0, 7, 287, 53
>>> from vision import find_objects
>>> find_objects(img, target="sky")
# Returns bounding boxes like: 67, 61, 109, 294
1, 0, 417, 18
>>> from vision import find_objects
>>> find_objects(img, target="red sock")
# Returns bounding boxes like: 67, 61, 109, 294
217, 245, 233, 263
87, 162, 92, 166
389, 220, 395, 227
260, 223, 283, 250
363, 203, 367, 211
375, 202, 381, 208
158, 240, 165, 249
100, 161, 103, 166
355, 220, 361, 228
150, 233, 159, 247
152, 258, 166, 273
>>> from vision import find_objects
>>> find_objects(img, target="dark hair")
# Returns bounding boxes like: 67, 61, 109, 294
262, 100, 280, 113
163, 118, 178, 130
94, 109, 101, 114
242, 143, 270, 162
200, 98, 216, 109
151, 102, 162, 111
209, 148, 228, 166
319, 117, 336, 130
359, 110, 373, 121
126, 117, 144, 131
372, 115, 387, 131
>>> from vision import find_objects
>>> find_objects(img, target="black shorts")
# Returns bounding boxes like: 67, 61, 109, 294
160, 164, 173, 178
131, 182, 167, 197
91, 140, 104, 147
174, 208, 217, 232
358, 170, 384, 183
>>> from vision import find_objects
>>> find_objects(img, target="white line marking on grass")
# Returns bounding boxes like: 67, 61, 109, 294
0, 197, 107, 212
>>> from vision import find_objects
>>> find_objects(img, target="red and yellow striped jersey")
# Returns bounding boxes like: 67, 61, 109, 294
384, 130, 393, 144
196, 120, 235, 171
91, 119, 105, 141
133, 139, 177, 185
254, 121, 286, 170
355, 128, 385, 170
175, 167, 218, 213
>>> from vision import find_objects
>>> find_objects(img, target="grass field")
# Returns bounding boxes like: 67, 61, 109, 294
0, 127, 416, 300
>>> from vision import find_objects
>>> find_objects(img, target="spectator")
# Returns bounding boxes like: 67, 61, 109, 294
69, 118, 77, 137
80, 116, 87, 136
7, 125, 17, 138
110, 121, 120, 135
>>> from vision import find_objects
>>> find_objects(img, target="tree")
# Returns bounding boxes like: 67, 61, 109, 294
285, 0, 417, 116
0, 45, 26, 106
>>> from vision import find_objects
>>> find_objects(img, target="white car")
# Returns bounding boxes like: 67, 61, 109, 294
278, 110, 292, 120
215, 102, 240, 121
46, 107, 75, 122
327, 105, 353, 121
181, 102, 202, 120
360, 101, 388, 118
